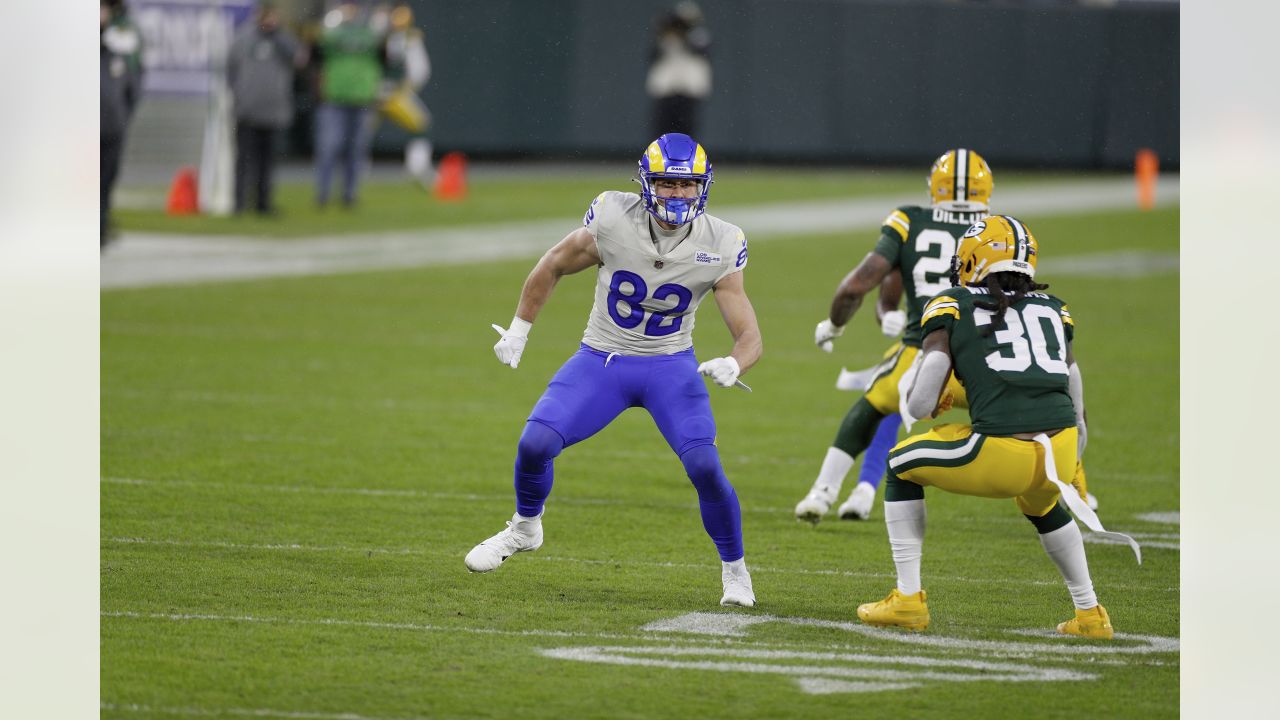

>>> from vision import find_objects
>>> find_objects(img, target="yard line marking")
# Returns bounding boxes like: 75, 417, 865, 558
1135, 511, 1179, 524
101, 702, 429, 720
538, 644, 1095, 695
101, 179, 1179, 289
101, 475, 1178, 525
644, 612, 1179, 657
102, 536, 1179, 593
101, 609, 1177, 664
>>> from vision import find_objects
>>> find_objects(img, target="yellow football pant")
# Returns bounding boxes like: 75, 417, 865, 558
887, 423, 1079, 517
864, 343, 967, 416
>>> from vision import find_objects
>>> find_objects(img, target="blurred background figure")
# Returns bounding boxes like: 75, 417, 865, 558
100, 0, 143, 248
314, 0, 384, 208
379, 2, 434, 188
227, 2, 304, 217
646, 2, 711, 139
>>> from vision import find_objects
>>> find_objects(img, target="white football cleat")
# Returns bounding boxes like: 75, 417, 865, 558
838, 482, 877, 520
1086, 492, 1099, 511
464, 513, 544, 573
720, 563, 756, 608
795, 483, 838, 524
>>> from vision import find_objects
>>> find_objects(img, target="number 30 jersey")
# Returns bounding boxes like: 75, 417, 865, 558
921, 287, 1077, 435
580, 190, 748, 356
873, 205, 986, 348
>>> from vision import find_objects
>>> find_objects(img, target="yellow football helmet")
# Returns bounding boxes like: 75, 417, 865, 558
928, 149, 993, 211
950, 215, 1038, 286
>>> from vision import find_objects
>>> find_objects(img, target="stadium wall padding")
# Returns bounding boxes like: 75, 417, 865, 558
375, 0, 1178, 169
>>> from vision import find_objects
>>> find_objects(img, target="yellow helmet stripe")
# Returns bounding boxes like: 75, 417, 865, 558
645, 142, 666, 172
692, 144, 708, 174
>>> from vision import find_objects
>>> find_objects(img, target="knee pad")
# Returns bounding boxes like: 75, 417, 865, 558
517, 421, 565, 469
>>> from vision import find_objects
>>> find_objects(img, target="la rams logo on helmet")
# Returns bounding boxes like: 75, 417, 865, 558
963, 221, 986, 238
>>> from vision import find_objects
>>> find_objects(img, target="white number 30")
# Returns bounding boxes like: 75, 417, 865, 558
974, 305, 1069, 375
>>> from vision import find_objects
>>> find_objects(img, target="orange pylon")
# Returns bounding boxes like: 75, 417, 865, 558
433, 152, 468, 201
166, 166, 199, 215
1135, 148, 1158, 210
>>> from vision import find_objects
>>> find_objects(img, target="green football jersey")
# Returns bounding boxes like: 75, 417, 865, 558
873, 206, 986, 347
921, 287, 1077, 435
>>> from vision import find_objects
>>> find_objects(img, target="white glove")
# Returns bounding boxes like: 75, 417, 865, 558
879, 309, 907, 338
697, 356, 741, 388
814, 319, 844, 353
1077, 420, 1088, 459
491, 317, 532, 369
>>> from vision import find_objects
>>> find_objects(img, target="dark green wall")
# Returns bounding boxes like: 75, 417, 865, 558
383, 0, 1177, 169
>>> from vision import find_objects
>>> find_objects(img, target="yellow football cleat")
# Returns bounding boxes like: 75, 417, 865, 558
857, 588, 930, 631
1056, 604, 1114, 640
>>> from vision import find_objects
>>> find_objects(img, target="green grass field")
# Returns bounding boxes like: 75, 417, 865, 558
102, 178, 1179, 719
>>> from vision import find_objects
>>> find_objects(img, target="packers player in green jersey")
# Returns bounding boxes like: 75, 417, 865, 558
856, 215, 1138, 639
796, 149, 991, 524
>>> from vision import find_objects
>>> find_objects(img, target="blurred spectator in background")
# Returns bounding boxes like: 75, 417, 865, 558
100, 0, 143, 248
646, 2, 711, 139
227, 2, 303, 217
379, 2, 434, 188
314, 1, 385, 209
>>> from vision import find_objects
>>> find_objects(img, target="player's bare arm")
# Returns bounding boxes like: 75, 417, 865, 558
514, 226, 602, 323
830, 252, 893, 326
814, 251, 893, 351
875, 269, 908, 338
710, 269, 763, 374
492, 227, 602, 369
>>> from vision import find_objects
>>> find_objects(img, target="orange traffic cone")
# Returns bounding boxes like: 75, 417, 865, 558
1135, 148, 1158, 210
433, 152, 468, 201
166, 166, 199, 215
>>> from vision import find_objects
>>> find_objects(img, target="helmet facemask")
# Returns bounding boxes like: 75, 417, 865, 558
637, 133, 713, 226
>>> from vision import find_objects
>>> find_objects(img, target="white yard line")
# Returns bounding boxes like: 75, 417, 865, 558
101, 178, 1178, 289
101, 703, 428, 720
101, 608, 1176, 661
101, 534, 1179, 593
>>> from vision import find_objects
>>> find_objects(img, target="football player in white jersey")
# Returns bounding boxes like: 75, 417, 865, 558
464, 133, 763, 608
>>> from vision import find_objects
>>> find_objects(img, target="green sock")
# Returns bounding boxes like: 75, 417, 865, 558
833, 398, 886, 459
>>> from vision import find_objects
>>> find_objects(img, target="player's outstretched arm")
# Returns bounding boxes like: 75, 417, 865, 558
492, 227, 601, 369
815, 252, 893, 351
697, 270, 762, 388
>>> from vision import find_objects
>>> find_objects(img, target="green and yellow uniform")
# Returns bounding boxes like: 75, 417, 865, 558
887, 287, 1078, 517
861, 206, 981, 414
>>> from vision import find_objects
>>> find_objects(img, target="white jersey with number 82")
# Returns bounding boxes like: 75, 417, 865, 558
580, 191, 748, 356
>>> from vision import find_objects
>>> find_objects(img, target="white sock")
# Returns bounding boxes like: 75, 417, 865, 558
513, 511, 542, 532
722, 558, 748, 576
1038, 521, 1097, 609
884, 499, 925, 595
814, 447, 855, 494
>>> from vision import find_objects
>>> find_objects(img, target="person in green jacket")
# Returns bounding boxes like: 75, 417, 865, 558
314, 1, 384, 208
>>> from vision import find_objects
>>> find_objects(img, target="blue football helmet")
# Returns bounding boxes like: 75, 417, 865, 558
636, 133, 713, 226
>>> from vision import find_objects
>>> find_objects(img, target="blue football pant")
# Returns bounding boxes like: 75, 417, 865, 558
513, 345, 743, 561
